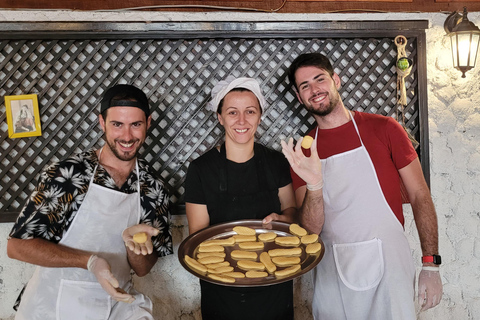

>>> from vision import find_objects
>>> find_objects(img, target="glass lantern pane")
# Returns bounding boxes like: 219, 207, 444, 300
450, 35, 458, 66
469, 34, 480, 66
457, 33, 471, 66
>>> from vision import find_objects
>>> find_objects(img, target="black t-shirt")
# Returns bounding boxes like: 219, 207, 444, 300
185, 143, 291, 222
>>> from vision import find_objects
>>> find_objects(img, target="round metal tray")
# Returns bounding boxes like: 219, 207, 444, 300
178, 219, 324, 287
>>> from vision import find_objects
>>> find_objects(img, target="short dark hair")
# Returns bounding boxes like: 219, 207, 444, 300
288, 53, 335, 90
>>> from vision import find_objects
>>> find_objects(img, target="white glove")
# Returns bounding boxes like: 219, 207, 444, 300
87, 255, 135, 303
418, 266, 442, 311
122, 224, 160, 255
281, 137, 323, 190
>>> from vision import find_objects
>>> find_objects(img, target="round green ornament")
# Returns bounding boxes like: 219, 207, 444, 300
397, 57, 411, 71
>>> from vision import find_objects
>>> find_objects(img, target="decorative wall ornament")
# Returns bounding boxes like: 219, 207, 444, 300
4, 94, 42, 139
395, 35, 419, 150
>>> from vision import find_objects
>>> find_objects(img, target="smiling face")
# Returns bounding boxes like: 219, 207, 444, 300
294, 65, 342, 117
217, 90, 262, 147
99, 107, 151, 162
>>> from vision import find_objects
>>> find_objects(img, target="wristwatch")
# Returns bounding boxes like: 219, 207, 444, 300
422, 255, 442, 265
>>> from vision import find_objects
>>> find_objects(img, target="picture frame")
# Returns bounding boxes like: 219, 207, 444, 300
4, 94, 42, 139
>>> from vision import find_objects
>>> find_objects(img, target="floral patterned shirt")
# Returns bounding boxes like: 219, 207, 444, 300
9, 149, 173, 257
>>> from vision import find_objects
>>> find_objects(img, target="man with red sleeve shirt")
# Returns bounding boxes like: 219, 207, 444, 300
281, 53, 442, 320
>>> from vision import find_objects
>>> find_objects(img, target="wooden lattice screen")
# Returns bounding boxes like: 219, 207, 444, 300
0, 21, 429, 222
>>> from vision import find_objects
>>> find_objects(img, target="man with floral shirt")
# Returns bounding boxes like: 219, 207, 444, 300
7, 84, 173, 320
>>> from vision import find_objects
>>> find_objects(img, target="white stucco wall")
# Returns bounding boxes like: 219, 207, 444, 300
0, 9, 479, 320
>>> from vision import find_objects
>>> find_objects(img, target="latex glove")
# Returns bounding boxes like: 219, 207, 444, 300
87, 255, 135, 303
122, 224, 160, 255
418, 266, 442, 311
281, 137, 323, 190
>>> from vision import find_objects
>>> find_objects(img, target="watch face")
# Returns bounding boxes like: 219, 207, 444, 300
433, 255, 442, 265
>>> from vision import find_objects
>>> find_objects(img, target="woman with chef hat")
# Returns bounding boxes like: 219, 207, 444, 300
184, 76, 297, 320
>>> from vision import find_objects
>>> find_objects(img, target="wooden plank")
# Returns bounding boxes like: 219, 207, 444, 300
0, 0, 479, 12
0, 212, 19, 223
435, 0, 479, 2
291, 0, 412, 2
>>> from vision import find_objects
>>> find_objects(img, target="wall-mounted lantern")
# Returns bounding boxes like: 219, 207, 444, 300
444, 7, 480, 78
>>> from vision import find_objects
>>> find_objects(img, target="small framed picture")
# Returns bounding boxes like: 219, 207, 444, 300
4, 94, 42, 139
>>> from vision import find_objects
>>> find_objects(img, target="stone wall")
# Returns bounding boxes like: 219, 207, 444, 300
1, 10, 479, 320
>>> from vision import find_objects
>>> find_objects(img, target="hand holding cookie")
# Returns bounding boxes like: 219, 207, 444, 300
122, 224, 160, 255
281, 137, 322, 188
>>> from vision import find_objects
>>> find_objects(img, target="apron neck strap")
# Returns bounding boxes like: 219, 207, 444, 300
349, 112, 364, 146
91, 147, 103, 184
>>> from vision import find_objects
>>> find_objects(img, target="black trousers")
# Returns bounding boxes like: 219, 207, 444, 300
200, 280, 294, 320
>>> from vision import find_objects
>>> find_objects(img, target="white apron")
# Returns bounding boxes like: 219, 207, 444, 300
16, 151, 154, 320
312, 115, 416, 320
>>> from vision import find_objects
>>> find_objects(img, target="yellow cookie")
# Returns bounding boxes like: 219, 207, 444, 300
306, 242, 322, 254
223, 272, 246, 279
301, 136, 314, 149
196, 252, 226, 259
200, 237, 236, 247
289, 223, 308, 237
133, 232, 148, 244
231, 250, 258, 260
246, 270, 268, 278
260, 252, 277, 274
272, 256, 301, 267
233, 226, 256, 236
184, 255, 208, 274
205, 261, 230, 269
258, 232, 277, 242
197, 245, 225, 253
239, 241, 265, 250
233, 235, 257, 243
197, 256, 224, 265
268, 247, 303, 257
208, 266, 234, 274
208, 273, 236, 283
275, 264, 301, 278
237, 260, 266, 271
301, 234, 319, 245
275, 236, 301, 247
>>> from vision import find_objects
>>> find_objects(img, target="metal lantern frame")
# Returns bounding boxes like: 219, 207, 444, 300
444, 7, 480, 78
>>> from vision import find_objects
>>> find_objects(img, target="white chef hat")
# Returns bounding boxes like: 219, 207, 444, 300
206, 76, 266, 113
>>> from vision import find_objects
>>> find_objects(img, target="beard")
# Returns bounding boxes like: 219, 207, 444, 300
305, 101, 335, 117
106, 138, 141, 161
304, 88, 341, 117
